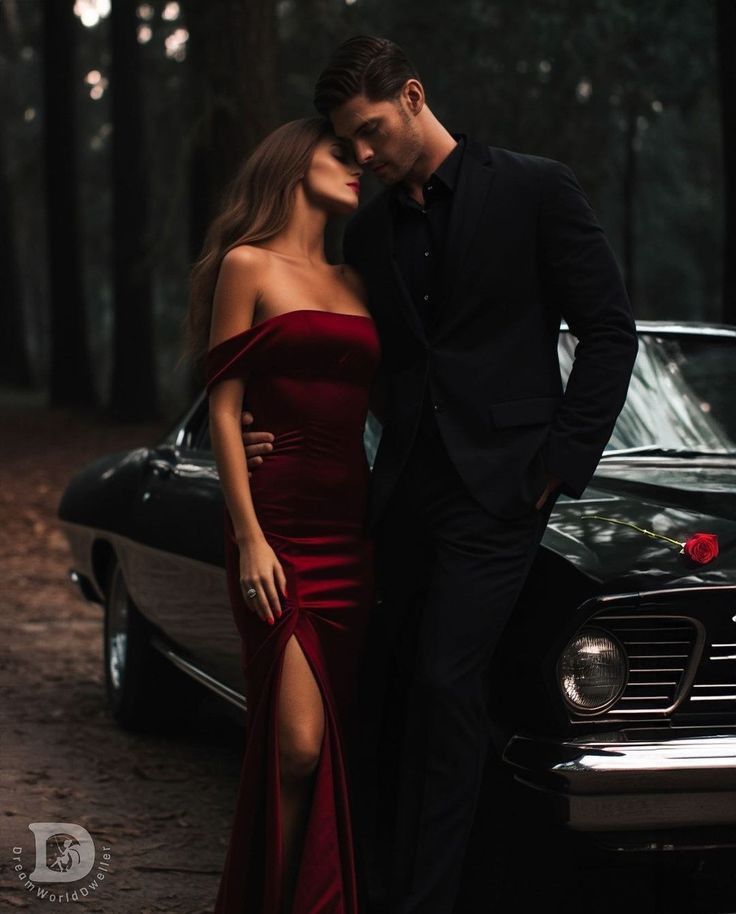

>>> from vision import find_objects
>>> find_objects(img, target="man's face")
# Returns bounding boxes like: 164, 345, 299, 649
329, 87, 424, 186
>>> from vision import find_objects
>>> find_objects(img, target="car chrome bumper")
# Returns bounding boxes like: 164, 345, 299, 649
503, 730, 736, 832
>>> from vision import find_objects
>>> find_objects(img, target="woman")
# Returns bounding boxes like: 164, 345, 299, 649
184, 117, 381, 913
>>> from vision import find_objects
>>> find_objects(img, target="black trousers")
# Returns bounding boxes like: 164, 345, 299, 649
350, 410, 560, 914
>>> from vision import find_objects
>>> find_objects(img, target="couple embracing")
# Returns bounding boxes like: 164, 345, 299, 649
186, 33, 638, 914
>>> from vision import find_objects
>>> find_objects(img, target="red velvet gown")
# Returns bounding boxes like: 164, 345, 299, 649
204, 308, 381, 914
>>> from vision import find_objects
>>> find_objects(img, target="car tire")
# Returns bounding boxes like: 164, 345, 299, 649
103, 558, 200, 732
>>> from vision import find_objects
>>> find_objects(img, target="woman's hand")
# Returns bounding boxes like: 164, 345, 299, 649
238, 534, 287, 624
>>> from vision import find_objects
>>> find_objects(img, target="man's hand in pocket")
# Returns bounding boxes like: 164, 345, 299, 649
535, 474, 562, 511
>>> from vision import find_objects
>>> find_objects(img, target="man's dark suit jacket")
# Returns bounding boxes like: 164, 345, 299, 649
342, 134, 639, 532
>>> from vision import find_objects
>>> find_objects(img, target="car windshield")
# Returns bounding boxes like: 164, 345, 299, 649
558, 330, 736, 456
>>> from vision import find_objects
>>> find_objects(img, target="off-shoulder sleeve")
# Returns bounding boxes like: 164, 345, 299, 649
204, 329, 262, 395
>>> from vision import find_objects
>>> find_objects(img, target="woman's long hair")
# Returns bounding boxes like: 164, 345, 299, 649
180, 116, 335, 374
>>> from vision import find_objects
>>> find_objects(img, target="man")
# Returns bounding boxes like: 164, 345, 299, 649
239, 35, 638, 914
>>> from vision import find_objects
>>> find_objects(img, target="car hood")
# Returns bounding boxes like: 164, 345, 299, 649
545, 459, 736, 590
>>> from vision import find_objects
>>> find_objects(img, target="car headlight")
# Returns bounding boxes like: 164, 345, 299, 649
558, 627, 627, 713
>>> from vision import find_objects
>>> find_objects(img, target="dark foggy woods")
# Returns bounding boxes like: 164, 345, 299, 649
0, 0, 731, 421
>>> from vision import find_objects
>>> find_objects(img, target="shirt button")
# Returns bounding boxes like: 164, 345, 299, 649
427, 184, 433, 191
423, 294, 430, 301
424, 250, 430, 257
433, 399, 445, 412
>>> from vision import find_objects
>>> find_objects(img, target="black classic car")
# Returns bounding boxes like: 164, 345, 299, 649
57, 320, 736, 858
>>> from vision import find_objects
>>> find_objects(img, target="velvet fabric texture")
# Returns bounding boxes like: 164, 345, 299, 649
205, 309, 381, 914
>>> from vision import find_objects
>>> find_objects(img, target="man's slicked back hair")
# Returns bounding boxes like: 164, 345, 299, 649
313, 35, 421, 116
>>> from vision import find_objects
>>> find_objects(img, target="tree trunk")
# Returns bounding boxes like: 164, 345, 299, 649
185, 0, 280, 260
0, 123, 30, 388
180, 0, 279, 402
43, 0, 95, 406
109, 0, 158, 421
0, 0, 32, 387
716, 0, 736, 324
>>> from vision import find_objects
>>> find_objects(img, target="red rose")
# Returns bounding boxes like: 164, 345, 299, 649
682, 533, 719, 564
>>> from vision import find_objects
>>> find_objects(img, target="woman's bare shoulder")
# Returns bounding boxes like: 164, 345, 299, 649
221, 243, 271, 270
209, 245, 278, 348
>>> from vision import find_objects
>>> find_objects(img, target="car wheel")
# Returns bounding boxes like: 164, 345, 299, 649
103, 558, 200, 731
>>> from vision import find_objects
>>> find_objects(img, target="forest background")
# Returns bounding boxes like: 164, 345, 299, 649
1, 0, 734, 422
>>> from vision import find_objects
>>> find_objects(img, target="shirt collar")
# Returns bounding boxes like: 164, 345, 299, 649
391, 133, 466, 209
432, 132, 465, 192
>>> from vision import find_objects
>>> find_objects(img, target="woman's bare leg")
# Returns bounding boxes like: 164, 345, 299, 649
278, 633, 325, 913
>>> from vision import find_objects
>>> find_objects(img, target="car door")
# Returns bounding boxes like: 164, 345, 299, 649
128, 396, 244, 694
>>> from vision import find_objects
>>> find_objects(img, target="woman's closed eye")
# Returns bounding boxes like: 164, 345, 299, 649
332, 144, 354, 163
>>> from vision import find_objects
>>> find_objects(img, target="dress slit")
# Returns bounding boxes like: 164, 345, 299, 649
215, 577, 361, 914
264, 625, 326, 914
286, 621, 358, 914
205, 310, 380, 913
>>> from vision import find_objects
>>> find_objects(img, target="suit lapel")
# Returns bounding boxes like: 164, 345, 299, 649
359, 136, 497, 345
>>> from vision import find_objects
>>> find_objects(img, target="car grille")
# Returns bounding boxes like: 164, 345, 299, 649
681, 638, 736, 714
585, 611, 703, 719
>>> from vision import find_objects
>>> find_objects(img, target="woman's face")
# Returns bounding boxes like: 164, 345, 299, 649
302, 135, 362, 215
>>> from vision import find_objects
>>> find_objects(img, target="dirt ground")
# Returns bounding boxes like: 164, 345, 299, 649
1, 394, 735, 914
0, 395, 243, 913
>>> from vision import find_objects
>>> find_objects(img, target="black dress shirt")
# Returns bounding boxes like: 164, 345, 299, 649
390, 134, 466, 332
390, 134, 466, 436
